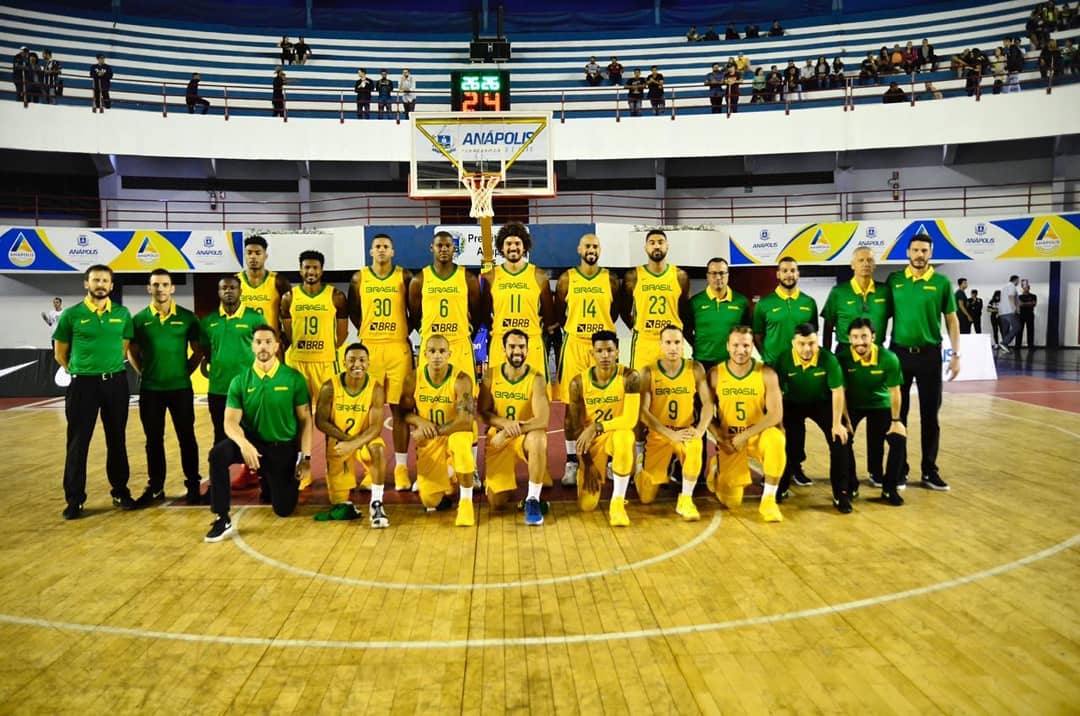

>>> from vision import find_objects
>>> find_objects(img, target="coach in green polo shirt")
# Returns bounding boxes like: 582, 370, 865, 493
836, 318, 906, 507
52, 264, 136, 520
204, 324, 312, 542
773, 322, 850, 512
688, 257, 751, 367
752, 256, 818, 365
886, 233, 959, 492
129, 269, 203, 507
822, 246, 892, 349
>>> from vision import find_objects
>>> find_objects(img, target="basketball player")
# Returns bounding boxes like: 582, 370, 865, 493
553, 232, 621, 487
477, 329, 550, 526
399, 335, 478, 527
237, 234, 290, 334
347, 234, 414, 491
638, 325, 713, 521
280, 250, 348, 489
565, 330, 640, 526
707, 326, 786, 523
314, 343, 389, 528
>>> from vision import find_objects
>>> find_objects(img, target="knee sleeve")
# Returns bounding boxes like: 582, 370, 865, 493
610, 429, 635, 476
447, 432, 475, 474
758, 427, 787, 478
681, 438, 703, 478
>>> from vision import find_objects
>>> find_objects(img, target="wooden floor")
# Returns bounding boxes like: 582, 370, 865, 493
0, 381, 1078, 715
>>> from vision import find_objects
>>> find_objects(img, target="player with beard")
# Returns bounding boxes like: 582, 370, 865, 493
752, 256, 819, 367
553, 233, 621, 486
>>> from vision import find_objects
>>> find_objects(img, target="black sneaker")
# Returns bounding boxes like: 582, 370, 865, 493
62, 503, 84, 520
851, 485, 860, 500
204, 516, 235, 542
791, 468, 813, 487
776, 488, 790, 503
136, 488, 166, 508
833, 494, 853, 514
112, 493, 138, 511
881, 490, 904, 507
370, 500, 389, 529
185, 487, 209, 505
867, 475, 883, 488
921, 473, 950, 491
430, 495, 454, 512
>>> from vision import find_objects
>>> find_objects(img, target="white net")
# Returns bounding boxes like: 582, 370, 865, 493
462, 172, 503, 219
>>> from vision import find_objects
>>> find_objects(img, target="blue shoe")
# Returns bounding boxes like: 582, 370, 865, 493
524, 498, 544, 526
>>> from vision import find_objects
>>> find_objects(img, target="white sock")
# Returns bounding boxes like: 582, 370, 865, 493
527, 481, 542, 500
460, 485, 474, 501
472, 445, 478, 463
371, 484, 384, 503
762, 483, 778, 499
565, 440, 577, 461
681, 478, 696, 497
395, 452, 407, 468
613, 474, 630, 499
635, 441, 644, 462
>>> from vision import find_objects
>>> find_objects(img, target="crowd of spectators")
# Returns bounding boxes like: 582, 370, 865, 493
687, 19, 784, 42
11, 45, 63, 103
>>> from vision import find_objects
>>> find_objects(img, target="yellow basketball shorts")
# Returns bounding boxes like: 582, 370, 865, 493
291, 360, 338, 404
640, 432, 702, 503
489, 331, 547, 383
416, 431, 475, 507
629, 332, 662, 372
484, 428, 528, 495
325, 436, 385, 501
577, 427, 634, 511
557, 338, 596, 402
717, 426, 786, 488
366, 341, 414, 404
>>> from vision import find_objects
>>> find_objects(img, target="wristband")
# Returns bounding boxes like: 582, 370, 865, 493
891, 418, 902, 423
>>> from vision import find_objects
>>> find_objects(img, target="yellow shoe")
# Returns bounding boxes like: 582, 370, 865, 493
359, 474, 372, 490
298, 473, 313, 491
705, 457, 718, 494
393, 464, 411, 491
455, 498, 475, 527
608, 497, 630, 527
759, 496, 784, 523
718, 485, 743, 509
676, 494, 700, 521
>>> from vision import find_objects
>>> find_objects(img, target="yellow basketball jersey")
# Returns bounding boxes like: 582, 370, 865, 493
415, 364, 460, 427
492, 263, 542, 337
332, 372, 376, 438
581, 366, 627, 426
289, 285, 338, 363
633, 265, 682, 335
649, 359, 696, 429
357, 266, 408, 344
565, 267, 615, 341
491, 365, 534, 423
714, 360, 767, 435
421, 265, 470, 343
237, 270, 280, 330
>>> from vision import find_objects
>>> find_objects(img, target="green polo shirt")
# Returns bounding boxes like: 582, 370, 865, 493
52, 297, 134, 375
689, 287, 751, 363
132, 302, 200, 391
836, 344, 903, 410
199, 306, 267, 395
751, 287, 819, 365
887, 266, 956, 347
226, 360, 310, 443
821, 279, 892, 345
774, 347, 844, 404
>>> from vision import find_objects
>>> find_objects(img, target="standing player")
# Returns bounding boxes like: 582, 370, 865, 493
347, 234, 414, 491
477, 330, 550, 526
707, 326, 786, 523
638, 325, 713, 521
752, 256, 818, 366
553, 232, 621, 487
314, 343, 389, 528
821, 246, 891, 350
237, 234, 290, 335
565, 330, 641, 527
399, 335, 478, 527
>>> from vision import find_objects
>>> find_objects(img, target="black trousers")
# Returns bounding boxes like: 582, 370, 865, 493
971, 314, 982, 334
847, 407, 906, 492
93, 86, 111, 109
892, 344, 941, 477
958, 315, 971, 334
1018, 309, 1036, 348
710, 95, 724, 113
64, 373, 131, 506
779, 399, 849, 498
209, 434, 299, 518
139, 388, 201, 493
356, 99, 370, 118
186, 96, 210, 114
207, 393, 228, 447
990, 315, 1001, 344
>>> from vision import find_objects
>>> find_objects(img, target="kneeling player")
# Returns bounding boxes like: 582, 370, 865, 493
478, 330, 550, 526
399, 335, 477, 526
314, 343, 389, 527
639, 325, 713, 521
566, 330, 640, 526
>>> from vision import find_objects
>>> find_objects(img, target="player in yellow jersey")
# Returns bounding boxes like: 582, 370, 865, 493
566, 330, 641, 526
481, 222, 555, 382
639, 325, 713, 521
314, 343, 389, 528
399, 335, 478, 527
477, 329, 550, 526
554, 233, 622, 488
707, 326, 786, 522
347, 234, 414, 492
280, 250, 348, 489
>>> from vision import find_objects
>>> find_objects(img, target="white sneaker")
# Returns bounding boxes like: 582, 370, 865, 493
561, 461, 578, 486
410, 479, 419, 493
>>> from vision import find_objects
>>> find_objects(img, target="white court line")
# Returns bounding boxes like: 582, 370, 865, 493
0, 532, 1074, 650
10, 397, 65, 410
984, 407, 1080, 440
230, 509, 722, 590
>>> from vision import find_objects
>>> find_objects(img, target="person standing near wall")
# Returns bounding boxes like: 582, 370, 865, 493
968, 289, 983, 334
1017, 279, 1037, 349
997, 275, 1021, 354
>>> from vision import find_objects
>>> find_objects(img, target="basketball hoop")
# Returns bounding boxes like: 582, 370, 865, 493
461, 171, 503, 219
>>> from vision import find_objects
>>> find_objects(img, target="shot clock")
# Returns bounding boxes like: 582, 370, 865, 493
450, 70, 511, 111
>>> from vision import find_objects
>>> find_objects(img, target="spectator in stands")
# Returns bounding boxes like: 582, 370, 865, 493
890, 44, 904, 71
919, 39, 939, 71
271, 66, 290, 117
902, 42, 919, 74
1062, 39, 1076, 74
832, 56, 845, 89
1039, 39, 1063, 78
1027, 9, 1049, 50
25, 53, 42, 103
703, 25, 719, 41
12, 46, 29, 102
585, 56, 602, 86
815, 56, 829, 88
607, 57, 623, 85
279, 36, 293, 65
964, 62, 982, 97
751, 67, 766, 103
91, 53, 113, 110
399, 68, 416, 118
686, 26, 701, 43
860, 53, 878, 85
917, 82, 942, 100
724, 66, 741, 112
186, 72, 209, 114
1005, 36, 1025, 73
769, 19, 785, 37
354, 69, 373, 118
1004, 69, 1023, 92
376, 69, 393, 118
952, 47, 986, 78
801, 58, 816, 92
785, 60, 802, 99
746, 23, 760, 39
41, 49, 61, 103
705, 63, 726, 113
736, 53, 750, 74
1060, 2, 1074, 29
625, 68, 645, 116
725, 23, 740, 40
766, 65, 784, 101
293, 37, 311, 65
882, 81, 907, 103
991, 48, 1006, 92
647, 65, 665, 114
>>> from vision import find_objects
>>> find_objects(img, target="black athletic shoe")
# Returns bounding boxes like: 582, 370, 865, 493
204, 516, 235, 542
881, 489, 904, 506
62, 503, 84, 520
112, 493, 138, 511
851, 484, 861, 500
791, 468, 813, 487
867, 475, 883, 488
135, 488, 166, 508
185, 487, 209, 505
921, 473, 950, 491
776, 489, 790, 503
833, 494, 853, 514
433, 495, 454, 512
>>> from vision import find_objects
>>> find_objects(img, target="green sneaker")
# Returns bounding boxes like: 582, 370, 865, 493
314, 503, 361, 521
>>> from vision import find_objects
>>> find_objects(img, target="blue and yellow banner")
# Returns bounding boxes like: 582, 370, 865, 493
0, 228, 244, 272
